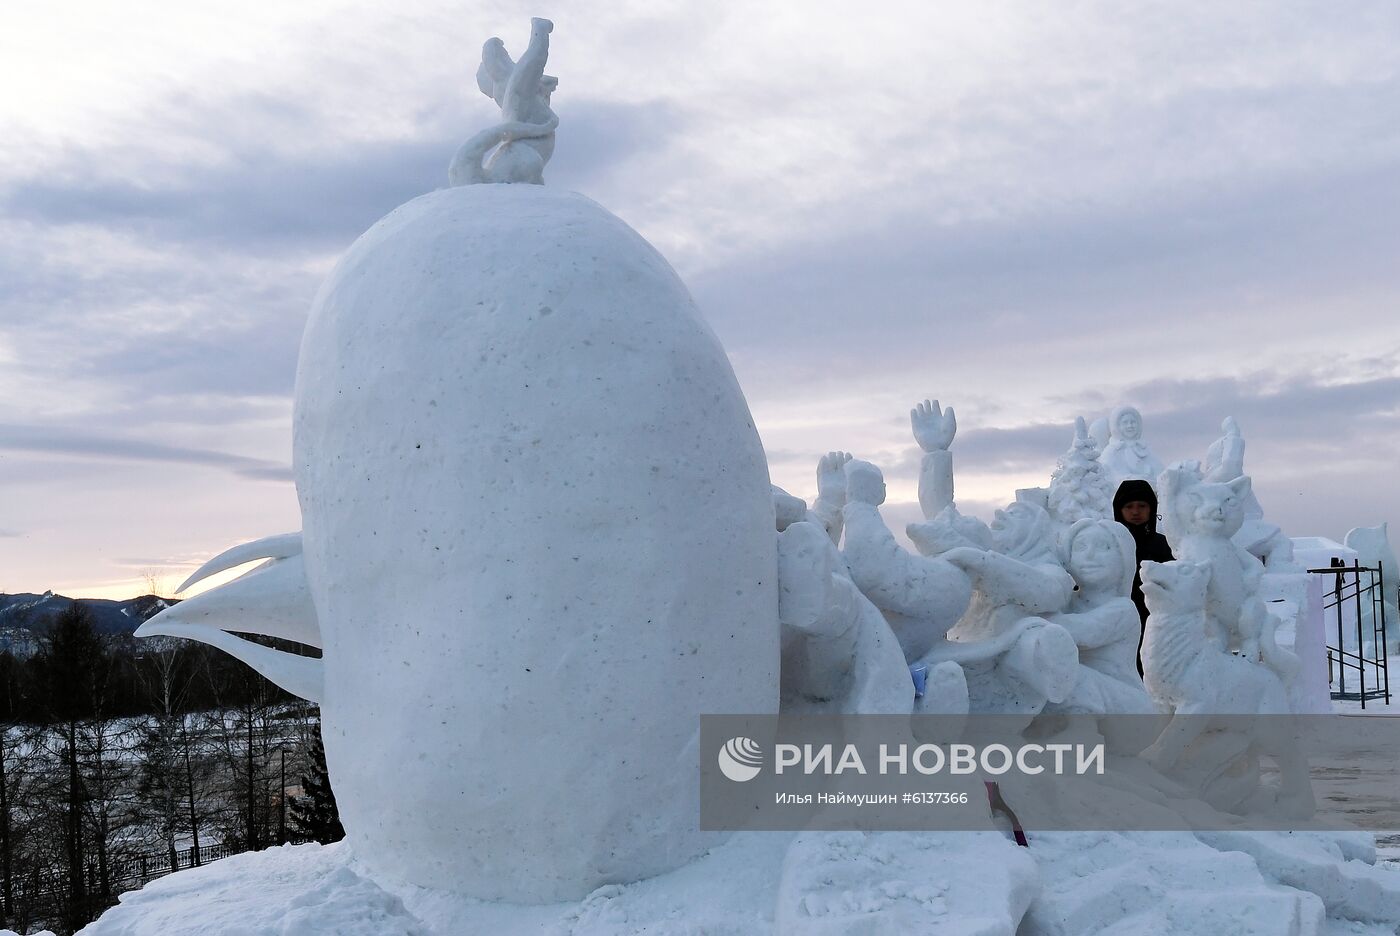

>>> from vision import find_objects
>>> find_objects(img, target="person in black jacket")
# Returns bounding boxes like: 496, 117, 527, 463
1113, 478, 1173, 675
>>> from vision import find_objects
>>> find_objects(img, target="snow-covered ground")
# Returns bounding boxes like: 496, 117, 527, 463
46, 824, 1400, 936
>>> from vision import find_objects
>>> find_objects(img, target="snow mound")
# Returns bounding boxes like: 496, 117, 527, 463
77, 843, 425, 936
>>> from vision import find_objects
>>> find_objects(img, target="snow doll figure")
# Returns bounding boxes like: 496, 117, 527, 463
1099, 406, 1166, 490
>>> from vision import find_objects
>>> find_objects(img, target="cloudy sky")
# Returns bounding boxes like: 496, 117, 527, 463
1, 1, 1398, 599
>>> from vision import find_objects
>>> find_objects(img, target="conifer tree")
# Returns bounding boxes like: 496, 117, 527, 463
1048, 416, 1114, 528
288, 733, 344, 844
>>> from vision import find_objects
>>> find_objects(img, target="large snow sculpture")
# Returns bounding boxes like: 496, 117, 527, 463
1043, 518, 1154, 718
143, 21, 779, 905
1204, 417, 1297, 571
843, 402, 1080, 720
1098, 405, 1165, 489
1139, 560, 1314, 817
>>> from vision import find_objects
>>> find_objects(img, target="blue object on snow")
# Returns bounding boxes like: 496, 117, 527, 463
909, 663, 928, 698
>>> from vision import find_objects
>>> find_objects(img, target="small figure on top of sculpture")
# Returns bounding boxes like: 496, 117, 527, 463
449, 17, 559, 186
1098, 405, 1166, 490
1047, 416, 1114, 530
1203, 416, 1297, 571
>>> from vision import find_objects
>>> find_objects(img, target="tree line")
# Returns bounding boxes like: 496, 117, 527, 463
1, 602, 343, 935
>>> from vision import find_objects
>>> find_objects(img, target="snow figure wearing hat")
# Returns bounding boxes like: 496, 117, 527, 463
1099, 405, 1165, 490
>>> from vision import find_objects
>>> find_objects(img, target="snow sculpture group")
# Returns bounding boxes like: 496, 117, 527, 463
119, 19, 1399, 936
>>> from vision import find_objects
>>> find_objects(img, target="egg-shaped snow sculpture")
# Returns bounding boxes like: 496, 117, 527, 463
292, 182, 779, 902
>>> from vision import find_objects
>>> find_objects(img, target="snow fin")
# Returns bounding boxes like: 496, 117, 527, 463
139, 621, 323, 703
140, 548, 320, 648
178, 532, 303, 594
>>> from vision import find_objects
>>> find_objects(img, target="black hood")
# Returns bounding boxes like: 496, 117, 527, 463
1113, 478, 1159, 533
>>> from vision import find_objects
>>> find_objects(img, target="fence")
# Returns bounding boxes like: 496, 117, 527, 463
1309, 559, 1392, 709
5, 837, 305, 932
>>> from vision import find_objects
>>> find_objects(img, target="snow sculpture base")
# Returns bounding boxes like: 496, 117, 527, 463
76, 831, 1399, 936
293, 182, 779, 902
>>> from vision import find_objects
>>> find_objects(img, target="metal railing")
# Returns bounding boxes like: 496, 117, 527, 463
1309, 559, 1391, 709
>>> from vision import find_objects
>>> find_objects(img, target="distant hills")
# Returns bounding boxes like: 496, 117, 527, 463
0, 591, 177, 658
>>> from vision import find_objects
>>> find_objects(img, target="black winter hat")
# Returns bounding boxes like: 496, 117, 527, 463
1113, 479, 1159, 531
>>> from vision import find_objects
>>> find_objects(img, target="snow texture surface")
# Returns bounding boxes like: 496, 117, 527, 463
292, 182, 779, 902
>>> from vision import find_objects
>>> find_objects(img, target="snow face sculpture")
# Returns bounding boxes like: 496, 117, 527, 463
1139, 560, 1314, 816
1158, 466, 1297, 685
449, 18, 559, 185
1204, 417, 1297, 571
1044, 519, 1155, 719
1098, 405, 1165, 489
1046, 416, 1113, 530
145, 22, 780, 905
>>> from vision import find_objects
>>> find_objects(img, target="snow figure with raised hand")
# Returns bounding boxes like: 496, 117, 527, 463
1044, 519, 1155, 722
1099, 405, 1165, 489
1204, 417, 1297, 571
836, 459, 972, 714
449, 18, 559, 185
841, 459, 970, 662
774, 454, 917, 716
911, 398, 956, 519
1046, 416, 1113, 530
140, 19, 780, 905
906, 398, 992, 557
